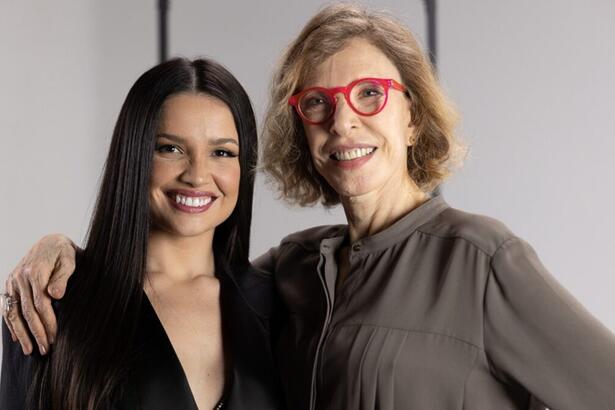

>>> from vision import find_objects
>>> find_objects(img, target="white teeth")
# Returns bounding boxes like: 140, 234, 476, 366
173, 194, 214, 208
333, 147, 375, 161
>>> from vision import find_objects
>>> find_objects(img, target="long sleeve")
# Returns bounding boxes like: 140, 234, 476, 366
251, 246, 280, 275
484, 237, 615, 409
1, 321, 32, 409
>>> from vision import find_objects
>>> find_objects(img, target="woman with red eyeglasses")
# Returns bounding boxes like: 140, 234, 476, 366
5, 4, 615, 410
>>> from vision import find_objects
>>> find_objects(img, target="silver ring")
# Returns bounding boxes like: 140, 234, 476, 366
1, 293, 19, 316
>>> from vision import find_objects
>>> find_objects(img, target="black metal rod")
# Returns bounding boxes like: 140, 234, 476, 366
423, 0, 437, 70
158, 0, 169, 62
422, 0, 441, 195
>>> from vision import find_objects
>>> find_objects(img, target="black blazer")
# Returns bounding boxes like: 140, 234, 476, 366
0, 264, 284, 409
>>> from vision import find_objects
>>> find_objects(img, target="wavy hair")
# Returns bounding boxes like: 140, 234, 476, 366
262, 3, 464, 206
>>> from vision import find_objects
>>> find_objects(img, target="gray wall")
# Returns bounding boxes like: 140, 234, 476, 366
2, 0, 614, 365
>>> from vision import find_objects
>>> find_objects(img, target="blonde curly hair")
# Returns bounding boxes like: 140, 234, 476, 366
261, 3, 464, 206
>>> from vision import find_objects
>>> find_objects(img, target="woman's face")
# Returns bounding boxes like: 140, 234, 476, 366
301, 37, 415, 201
149, 93, 240, 238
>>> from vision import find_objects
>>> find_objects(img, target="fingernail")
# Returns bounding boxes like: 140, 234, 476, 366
49, 335, 55, 344
39, 344, 46, 355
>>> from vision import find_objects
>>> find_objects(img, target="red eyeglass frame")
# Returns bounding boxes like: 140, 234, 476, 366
288, 77, 407, 125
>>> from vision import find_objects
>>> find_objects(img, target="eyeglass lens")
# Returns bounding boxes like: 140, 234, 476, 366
299, 79, 387, 123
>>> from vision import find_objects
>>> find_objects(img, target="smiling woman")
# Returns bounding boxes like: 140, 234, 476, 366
255, 4, 615, 410
150, 94, 241, 237
4, 3, 615, 410
0, 58, 282, 410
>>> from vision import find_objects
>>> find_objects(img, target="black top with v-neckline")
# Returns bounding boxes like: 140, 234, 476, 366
0, 264, 284, 409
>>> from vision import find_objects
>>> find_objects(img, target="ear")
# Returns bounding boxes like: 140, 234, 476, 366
404, 97, 415, 147
406, 124, 416, 147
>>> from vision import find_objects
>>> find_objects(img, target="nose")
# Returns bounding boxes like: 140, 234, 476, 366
328, 93, 359, 137
179, 152, 209, 187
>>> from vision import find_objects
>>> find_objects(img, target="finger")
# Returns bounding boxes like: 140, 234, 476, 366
16, 275, 49, 355
48, 252, 76, 299
18, 234, 73, 300
4, 279, 24, 346
32, 287, 57, 345
28, 264, 59, 344
5, 301, 33, 355
2, 314, 18, 342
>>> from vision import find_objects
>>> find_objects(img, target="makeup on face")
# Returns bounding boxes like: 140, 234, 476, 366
166, 189, 218, 214
149, 93, 241, 237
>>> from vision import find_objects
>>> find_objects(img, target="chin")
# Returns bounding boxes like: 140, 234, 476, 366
329, 178, 379, 199
155, 219, 214, 238
175, 226, 214, 238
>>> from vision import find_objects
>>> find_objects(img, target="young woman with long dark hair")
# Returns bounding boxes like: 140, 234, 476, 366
0, 58, 282, 409
7, 4, 615, 410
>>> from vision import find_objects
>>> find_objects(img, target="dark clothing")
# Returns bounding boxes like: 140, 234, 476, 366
254, 195, 615, 410
1, 264, 284, 409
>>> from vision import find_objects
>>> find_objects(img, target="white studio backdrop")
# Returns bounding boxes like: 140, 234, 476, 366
1, 1, 614, 364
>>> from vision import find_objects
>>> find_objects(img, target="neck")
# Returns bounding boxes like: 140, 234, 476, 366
145, 228, 215, 284
340, 176, 428, 244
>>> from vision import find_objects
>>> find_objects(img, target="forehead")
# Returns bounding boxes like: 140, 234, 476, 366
159, 93, 238, 139
303, 37, 403, 88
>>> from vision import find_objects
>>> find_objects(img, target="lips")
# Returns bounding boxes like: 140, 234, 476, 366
326, 144, 377, 170
330, 147, 376, 161
166, 189, 217, 213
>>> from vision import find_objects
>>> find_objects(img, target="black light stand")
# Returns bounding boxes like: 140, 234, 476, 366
422, 0, 441, 195
423, 0, 438, 70
158, 0, 169, 63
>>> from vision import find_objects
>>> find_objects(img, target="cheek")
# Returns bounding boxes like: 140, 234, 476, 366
304, 126, 328, 162
150, 159, 182, 188
378, 111, 412, 151
215, 161, 241, 198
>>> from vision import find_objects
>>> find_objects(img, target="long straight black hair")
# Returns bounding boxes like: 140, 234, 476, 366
28, 58, 258, 409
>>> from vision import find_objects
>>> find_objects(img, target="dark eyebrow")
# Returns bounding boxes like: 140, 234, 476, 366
209, 138, 239, 147
157, 133, 239, 147
156, 133, 186, 143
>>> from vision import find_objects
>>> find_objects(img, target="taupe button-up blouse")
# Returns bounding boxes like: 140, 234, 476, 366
255, 195, 615, 410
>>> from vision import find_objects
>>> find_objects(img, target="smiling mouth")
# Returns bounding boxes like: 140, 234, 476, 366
330, 147, 376, 161
173, 193, 213, 207
165, 191, 217, 213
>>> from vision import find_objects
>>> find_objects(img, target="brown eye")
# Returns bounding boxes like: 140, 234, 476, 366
212, 149, 238, 158
360, 88, 383, 98
300, 91, 331, 113
155, 144, 182, 154
304, 97, 327, 109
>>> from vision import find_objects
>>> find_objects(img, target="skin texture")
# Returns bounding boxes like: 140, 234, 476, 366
3, 234, 76, 354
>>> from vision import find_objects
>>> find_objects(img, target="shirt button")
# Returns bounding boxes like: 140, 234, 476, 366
352, 243, 362, 252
